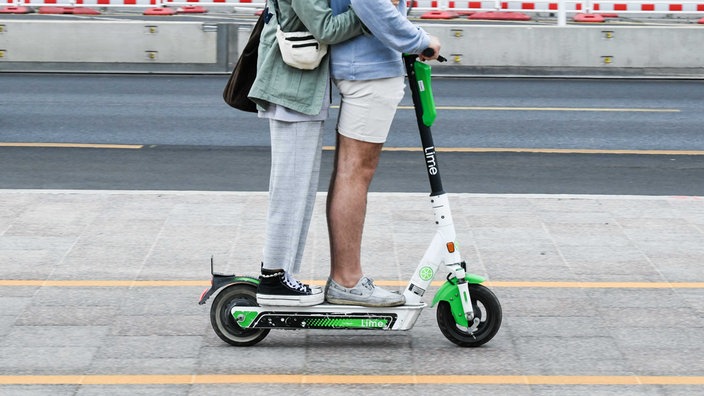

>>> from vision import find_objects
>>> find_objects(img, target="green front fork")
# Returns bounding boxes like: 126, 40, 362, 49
431, 274, 485, 327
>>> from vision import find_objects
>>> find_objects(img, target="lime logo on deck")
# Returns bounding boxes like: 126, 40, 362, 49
419, 266, 434, 281
307, 317, 389, 329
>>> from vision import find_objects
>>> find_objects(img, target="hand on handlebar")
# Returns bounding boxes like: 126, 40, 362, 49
419, 36, 442, 61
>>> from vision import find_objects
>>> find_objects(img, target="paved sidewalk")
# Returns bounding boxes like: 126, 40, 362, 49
1, 190, 703, 395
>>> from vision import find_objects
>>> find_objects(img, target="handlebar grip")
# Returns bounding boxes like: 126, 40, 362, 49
421, 48, 447, 63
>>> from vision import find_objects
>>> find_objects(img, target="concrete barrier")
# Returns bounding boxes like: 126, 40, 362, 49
421, 24, 704, 77
0, 20, 229, 73
0, 20, 702, 77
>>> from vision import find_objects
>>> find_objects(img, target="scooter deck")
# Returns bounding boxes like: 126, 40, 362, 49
232, 303, 426, 331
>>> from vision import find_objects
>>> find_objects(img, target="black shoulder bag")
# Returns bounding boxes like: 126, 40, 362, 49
223, 9, 268, 112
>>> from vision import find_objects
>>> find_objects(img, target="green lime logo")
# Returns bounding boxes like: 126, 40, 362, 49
419, 266, 434, 281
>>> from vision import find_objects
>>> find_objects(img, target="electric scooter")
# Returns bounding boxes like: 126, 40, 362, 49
199, 52, 502, 347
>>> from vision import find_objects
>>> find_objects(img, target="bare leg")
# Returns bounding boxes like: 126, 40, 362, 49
326, 133, 382, 288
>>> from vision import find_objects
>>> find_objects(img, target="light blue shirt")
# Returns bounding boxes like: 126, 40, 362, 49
330, 0, 430, 80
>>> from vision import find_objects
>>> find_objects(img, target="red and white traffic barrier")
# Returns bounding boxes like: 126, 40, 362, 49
409, 0, 704, 19
2, 0, 702, 19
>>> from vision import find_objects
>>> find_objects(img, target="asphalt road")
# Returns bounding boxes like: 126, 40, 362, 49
2, 74, 704, 150
1, 74, 703, 195
1, 145, 704, 195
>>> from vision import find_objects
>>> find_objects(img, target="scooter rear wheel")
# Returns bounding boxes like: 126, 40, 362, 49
210, 283, 269, 346
436, 283, 502, 347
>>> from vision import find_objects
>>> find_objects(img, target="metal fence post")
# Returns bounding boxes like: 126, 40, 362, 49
557, 0, 567, 25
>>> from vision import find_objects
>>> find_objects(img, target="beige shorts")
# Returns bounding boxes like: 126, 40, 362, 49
334, 76, 406, 144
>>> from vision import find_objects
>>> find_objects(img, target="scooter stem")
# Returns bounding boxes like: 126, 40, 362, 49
402, 53, 476, 322
403, 53, 444, 196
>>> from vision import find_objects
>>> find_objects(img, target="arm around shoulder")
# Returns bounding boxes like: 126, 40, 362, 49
292, 0, 363, 44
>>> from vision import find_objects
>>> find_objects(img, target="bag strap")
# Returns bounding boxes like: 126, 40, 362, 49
271, 0, 316, 38
271, 0, 282, 27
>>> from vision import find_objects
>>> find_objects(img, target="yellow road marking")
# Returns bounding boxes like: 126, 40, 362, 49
322, 146, 704, 155
403, 106, 681, 112
329, 105, 680, 113
5, 142, 700, 155
0, 280, 206, 287
0, 142, 143, 149
481, 281, 704, 289
0, 280, 702, 288
0, 374, 702, 385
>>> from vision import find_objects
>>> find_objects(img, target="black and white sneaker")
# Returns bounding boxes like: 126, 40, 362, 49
256, 268, 324, 306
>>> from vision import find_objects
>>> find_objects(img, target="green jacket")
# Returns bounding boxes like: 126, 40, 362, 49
248, 0, 362, 115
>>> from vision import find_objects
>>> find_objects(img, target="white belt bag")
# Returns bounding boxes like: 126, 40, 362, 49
275, 26, 328, 70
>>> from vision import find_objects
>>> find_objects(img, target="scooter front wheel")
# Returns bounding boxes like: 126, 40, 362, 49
210, 283, 269, 346
436, 283, 502, 347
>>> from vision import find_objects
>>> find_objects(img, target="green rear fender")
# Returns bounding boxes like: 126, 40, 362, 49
431, 274, 485, 327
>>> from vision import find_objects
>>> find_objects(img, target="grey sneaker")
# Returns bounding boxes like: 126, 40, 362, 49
325, 276, 405, 307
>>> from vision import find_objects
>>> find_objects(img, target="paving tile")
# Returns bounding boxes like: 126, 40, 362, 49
0, 385, 78, 396
0, 346, 98, 373
76, 385, 189, 396
95, 335, 202, 359
1, 325, 109, 347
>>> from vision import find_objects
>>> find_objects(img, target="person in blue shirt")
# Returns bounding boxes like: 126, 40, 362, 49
324, 0, 441, 307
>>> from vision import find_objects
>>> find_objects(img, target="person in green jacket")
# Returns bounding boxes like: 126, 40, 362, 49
247, 0, 363, 307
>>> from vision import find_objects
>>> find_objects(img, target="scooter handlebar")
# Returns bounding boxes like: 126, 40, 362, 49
421, 48, 447, 63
